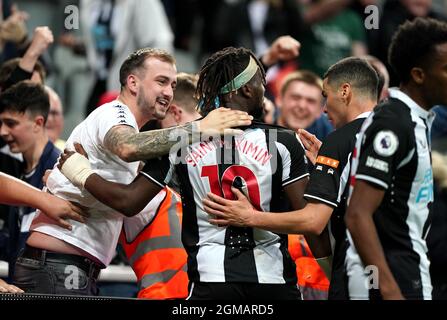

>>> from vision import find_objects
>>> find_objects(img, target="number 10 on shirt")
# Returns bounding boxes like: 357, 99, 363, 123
201, 165, 261, 210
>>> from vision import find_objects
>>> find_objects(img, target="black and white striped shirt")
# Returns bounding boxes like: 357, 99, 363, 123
141, 121, 309, 284
303, 113, 370, 299
346, 88, 435, 300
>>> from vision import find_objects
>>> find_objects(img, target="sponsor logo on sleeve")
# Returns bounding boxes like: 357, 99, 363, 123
373, 130, 399, 157
366, 156, 389, 173
316, 156, 339, 169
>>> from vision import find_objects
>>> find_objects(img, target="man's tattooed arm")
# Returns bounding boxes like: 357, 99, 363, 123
104, 108, 254, 162
104, 123, 197, 162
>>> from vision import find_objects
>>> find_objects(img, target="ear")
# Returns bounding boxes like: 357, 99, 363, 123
126, 74, 139, 95
34, 115, 46, 130
340, 83, 352, 105
410, 67, 425, 85
240, 84, 253, 98
169, 104, 183, 123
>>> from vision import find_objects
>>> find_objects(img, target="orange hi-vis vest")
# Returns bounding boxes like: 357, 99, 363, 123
120, 188, 188, 299
288, 234, 330, 300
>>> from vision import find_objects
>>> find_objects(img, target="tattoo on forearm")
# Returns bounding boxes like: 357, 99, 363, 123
104, 122, 197, 162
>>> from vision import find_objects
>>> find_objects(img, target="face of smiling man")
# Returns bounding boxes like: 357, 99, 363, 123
0, 110, 43, 154
135, 56, 177, 120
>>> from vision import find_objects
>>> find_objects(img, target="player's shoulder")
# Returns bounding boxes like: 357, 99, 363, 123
249, 121, 298, 140
370, 98, 414, 131
319, 118, 365, 157
93, 100, 131, 116
324, 117, 365, 143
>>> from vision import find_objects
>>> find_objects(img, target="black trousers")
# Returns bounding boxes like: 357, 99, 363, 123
188, 282, 301, 300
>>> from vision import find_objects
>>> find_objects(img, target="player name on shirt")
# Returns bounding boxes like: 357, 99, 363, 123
183, 131, 278, 167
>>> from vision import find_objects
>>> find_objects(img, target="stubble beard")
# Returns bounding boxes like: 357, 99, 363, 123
137, 88, 167, 121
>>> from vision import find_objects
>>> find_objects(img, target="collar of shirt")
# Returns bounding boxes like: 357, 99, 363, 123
355, 111, 372, 120
389, 88, 436, 125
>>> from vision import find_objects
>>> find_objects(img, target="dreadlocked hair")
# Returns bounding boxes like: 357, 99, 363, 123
196, 47, 266, 116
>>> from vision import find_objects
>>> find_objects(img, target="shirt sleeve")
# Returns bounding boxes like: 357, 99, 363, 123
97, 103, 138, 143
355, 118, 411, 190
3, 66, 32, 90
139, 154, 173, 188
277, 131, 309, 187
304, 132, 347, 208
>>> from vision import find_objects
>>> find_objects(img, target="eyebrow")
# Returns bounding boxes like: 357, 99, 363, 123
0, 117, 20, 124
155, 75, 174, 81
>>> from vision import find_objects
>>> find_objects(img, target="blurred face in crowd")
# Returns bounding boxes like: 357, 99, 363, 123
276, 80, 323, 130
400, 0, 432, 17
262, 97, 275, 124
45, 88, 64, 143
136, 57, 177, 120
0, 110, 44, 153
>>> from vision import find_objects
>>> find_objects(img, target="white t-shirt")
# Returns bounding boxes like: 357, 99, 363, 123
32, 100, 139, 266
122, 189, 167, 243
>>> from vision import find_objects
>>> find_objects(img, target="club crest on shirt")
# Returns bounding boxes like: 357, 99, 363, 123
373, 130, 399, 157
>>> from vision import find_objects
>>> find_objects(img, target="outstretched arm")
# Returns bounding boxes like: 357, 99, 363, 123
0, 172, 87, 230
58, 146, 162, 217
345, 180, 404, 300
203, 185, 332, 235
104, 107, 253, 162
83, 174, 161, 217
19, 26, 53, 73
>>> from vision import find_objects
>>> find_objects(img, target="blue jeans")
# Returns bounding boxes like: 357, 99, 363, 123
13, 246, 101, 296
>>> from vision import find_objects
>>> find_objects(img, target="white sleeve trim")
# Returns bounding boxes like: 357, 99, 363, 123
397, 148, 415, 169
304, 194, 338, 208
139, 171, 165, 188
282, 173, 309, 187
355, 174, 389, 189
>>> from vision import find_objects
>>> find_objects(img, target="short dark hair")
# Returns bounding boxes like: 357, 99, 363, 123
196, 47, 265, 116
280, 70, 323, 97
388, 17, 447, 83
173, 72, 198, 114
0, 58, 46, 91
324, 57, 379, 101
0, 81, 50, 123
119, 48, 176, 87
